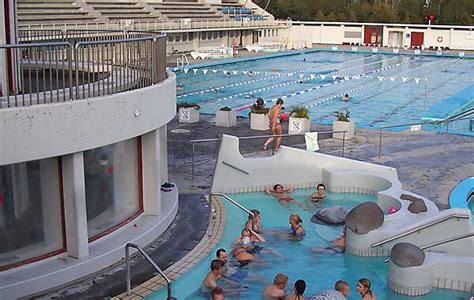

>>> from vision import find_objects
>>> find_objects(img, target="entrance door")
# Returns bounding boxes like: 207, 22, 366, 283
411, 32, 424, 48
252, 31, 259, 44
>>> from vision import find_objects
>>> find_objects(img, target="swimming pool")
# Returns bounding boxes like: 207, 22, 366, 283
149, 189, 471, 299
176, 50, 474, 135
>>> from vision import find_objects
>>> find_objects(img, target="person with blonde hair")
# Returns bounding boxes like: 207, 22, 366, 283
263, 273, 289, 299
289, 213, 305, 238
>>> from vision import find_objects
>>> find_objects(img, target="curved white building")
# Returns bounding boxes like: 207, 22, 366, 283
0, 24, 177, 298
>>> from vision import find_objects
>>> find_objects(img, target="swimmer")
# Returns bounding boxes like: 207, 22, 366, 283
211, 287, 225, 300
245, 209, 262, 233
176, 84, 183, 91
309, 183, 326, 207
311, 225, 346, 254
357, 278, 377, 300
310, 280, 349, 300
342, 93, 349, 101
247, 70, 255, 77
263, 273, 288, 299
265, 184, 307, 210
289, 213, 305, 239
286, 279, 306, 300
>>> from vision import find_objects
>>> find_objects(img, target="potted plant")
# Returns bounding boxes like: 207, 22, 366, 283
250, 98, 270, 130
332, 109, 355, 139
288, 106, 311, 134
216, 106, 237, 127
177, 102, 200, 123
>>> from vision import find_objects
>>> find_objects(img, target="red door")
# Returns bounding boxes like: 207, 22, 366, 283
364, 27, 378, 45
411, 32, 424, 48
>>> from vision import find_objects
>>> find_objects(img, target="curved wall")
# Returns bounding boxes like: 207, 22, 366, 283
0, 73, 176, 165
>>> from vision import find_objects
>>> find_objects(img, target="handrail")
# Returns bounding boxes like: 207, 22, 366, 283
371, 213, 470, 248
125, 243, 174, 300
222, 161, 250, 175
420, 232, 474, 250
384, 232, 474, 263
208, 192, 255, 234
378, 116, 474, 158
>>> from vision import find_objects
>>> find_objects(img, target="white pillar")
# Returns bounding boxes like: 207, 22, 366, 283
62, 152, 89, 259
141, 129, 163, 216
158, 125, 168, 183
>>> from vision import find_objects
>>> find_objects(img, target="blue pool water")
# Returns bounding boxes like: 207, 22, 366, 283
176, 51, 474, 135
149, 189, 471, 299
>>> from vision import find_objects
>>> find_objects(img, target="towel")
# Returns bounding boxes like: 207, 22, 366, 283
305, 132, 319, 152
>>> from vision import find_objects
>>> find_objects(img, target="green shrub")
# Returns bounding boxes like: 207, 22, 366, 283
250, 106, 270, 115
334, 109, 351, 122
177, 102, 200, 110
290, 106, 310, 119
219, 106, 232, 111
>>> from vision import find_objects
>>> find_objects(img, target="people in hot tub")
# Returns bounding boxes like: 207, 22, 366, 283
265, 184, 307, 210
311, 225, 347, 254
310, 184, 326, 201
245, 209, 262, 233
201, 259, 246, 296
289, 213, 306, 239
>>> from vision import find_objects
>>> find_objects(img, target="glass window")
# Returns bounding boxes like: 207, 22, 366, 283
207, 32, 213, 40
213, 31, 218, 39
219, 31, 224, 38
201, 32, 207, 40
0, 158, 63, 270
84, 138, 141, 239
183, 33, 188, 41
167, 34, 173, 42
175, 34, 181, 42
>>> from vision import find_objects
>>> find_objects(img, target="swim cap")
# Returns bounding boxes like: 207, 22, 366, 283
241, 236, 251, 248
388, 207, 398, 214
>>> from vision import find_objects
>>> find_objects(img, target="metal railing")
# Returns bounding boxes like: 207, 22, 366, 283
125, 243, 175, 300
371, 213, 470, 248
378, 114, 474, 158
18, 19, 290, 32
190, 130, 347, 178
208, 192, 254, 236
0, 30, 166, 108
384, 232, 474, 263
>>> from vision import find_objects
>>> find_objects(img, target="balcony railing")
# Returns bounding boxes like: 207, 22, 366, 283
0, 30, 166, 108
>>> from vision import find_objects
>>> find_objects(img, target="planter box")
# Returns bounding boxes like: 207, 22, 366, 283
332, 120, 355, 139
178, 107, 199, 123
250, 113, 269, 131
216, 110, 236, 127
288, 117, 311, 134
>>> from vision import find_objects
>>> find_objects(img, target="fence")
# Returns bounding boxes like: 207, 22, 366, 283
0, 30, 166, 108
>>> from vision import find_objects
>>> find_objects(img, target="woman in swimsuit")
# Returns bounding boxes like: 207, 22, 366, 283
289, 213, 305, 239
263, 99, 284, 151
357, 278, 377, 300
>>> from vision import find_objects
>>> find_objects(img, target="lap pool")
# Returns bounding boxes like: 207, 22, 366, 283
149, 189, 471, 299
176, 50, 473, 135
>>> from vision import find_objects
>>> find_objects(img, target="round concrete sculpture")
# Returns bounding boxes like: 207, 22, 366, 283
311, 206, 349, 225
345, 201, 384, 234
390, 242, 425, 268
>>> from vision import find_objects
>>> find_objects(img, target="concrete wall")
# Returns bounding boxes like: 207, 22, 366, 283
0, 73, 176, 165
287, 22, 474, 50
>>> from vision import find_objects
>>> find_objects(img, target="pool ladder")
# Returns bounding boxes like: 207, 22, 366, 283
125, 243, 176, 299
176, 54, 189, 69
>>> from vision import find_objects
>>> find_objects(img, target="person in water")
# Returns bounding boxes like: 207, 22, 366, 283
310, 280, 349, 300
311, 225, 347, 254
342, 93, 349, 101
310, 183, 326, 202
211, 287, 225, 300
265, 184, 307, 210
263, 273, 288, 299
245, 209, 262, 233
285, 279, 306, 300
289, 213, 305, 239
357, 278, 377, 300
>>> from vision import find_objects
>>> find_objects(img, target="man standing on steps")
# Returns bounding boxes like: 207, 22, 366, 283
263, 99, 284, 152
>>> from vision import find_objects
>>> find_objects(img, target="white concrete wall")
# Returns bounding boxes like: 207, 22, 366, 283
0, 73, 176, 165
287, 22, 474, 50
211, 134, 399, 193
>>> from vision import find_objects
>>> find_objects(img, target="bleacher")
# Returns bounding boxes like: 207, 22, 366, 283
17, 0, 98, 24
146, 1, 223, 20
16, 0, 269, 25
85, 0, 160, 21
